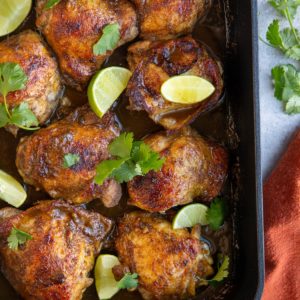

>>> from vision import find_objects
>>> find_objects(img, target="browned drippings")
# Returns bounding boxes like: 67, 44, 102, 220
0, 1, 237, 299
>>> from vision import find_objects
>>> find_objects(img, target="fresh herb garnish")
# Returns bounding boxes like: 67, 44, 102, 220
117, 273, 139, 290
266, 19, 300, 61
63, 153, 80, 168
7, 227, 32, 250
206, 198, 228, 230
45, 0, 61, 9
262, 1, 300, 114
271, 64, 300, 114
207, 255, 229, 285
0, 62, 39, 131
93, 23, 120, 56
94, 132, 165, 185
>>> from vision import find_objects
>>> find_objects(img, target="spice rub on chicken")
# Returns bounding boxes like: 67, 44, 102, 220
126, 36, 224, 130
115, 211, 213, 300
0, 30, 62, 135
131, 0, 208, 40
36, 0, 139, 90
0, 200, 112, 300
16, 105, 122, 207
127, 127, 228, 212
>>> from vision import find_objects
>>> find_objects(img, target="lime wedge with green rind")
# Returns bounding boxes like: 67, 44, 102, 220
0, 170, 27, 208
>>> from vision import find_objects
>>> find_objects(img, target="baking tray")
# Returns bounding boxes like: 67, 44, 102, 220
0, 0, 264, 299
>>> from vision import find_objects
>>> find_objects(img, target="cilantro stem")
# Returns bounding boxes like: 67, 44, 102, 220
14, 124, 40, 131
259, 36, 276, 48
3, 94, 12, 119
284, 6, 300, 44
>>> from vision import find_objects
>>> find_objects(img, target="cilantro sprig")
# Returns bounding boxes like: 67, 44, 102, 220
262, 1, 300, 114
207, 255, 230, 285
272, 64, 300, 113
7, 227, 32, 250
93, 23, 120, 55
94, 132, 165, 185
117, 273, 139, 290
206, 198, 229, 230
0, 63, 39, 131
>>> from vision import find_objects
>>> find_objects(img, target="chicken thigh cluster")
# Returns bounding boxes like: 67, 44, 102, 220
0, 200, 112, 300
127, 36, 224, 130
128, 127, 228, 212
36, 0, 139, 90
16, 105, 122, 207
0, 1, 230, 300
0, 30, 62, 135
115, 211, 213, 300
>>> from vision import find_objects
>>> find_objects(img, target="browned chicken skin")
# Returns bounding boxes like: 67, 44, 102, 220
115, 211, 213, 300
128, 127, 228, 212
0, 30, 62, 135
130, 0, 207, 40
127, 36, 224, 130
0, 200, 112, 300
16, 105, 122, 206
36, 0, 139, 90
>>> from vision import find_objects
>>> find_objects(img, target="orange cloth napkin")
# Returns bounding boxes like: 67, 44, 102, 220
262, 129, 300, 300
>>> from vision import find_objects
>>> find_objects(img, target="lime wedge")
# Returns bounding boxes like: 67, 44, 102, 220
95, 254, 121, 299
172, 203, 209, 229
88, 67, 132, 118
0, 170, 27, 208
0, 0, 32, 37
161, 75, 215, 104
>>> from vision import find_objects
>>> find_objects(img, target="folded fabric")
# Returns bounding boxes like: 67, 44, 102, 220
262, 129, 300, 300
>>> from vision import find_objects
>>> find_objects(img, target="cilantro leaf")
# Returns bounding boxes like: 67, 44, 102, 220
132, 142, 165, 174
266, 20, 300, 61
10, 103, 39, 128
0, 62, 27, 96
268, 0, 300, 19
63, 153, 81, 168
111, 160, 142, 183
109, 132, 133, 158
93, 24, 120, 56
206, 198, 228, 230
117, 273, 139, 290
0, 104, 10, 128
285, 96, 300, 114
266, 20, 285, 49
7, 227, 32, 250
45, 0, 61, 9
271, 64, 300, 104
208, 255, 230, 284
94, 158, 127, 185
94, 132, 165, 185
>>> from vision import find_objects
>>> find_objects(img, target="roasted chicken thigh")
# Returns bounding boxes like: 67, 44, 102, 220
36, 0, 139, 90
0, 200, 112, 300
131, 0, 207, 40
115, 212, 213, 300
16, 105, 122, 206
0, 30, 62, 135
128, 127, 228, 212
127, 36, 224, 130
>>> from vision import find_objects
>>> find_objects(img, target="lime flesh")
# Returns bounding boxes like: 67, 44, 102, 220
0, 0, 32, 37
95, 254, 121, 299
161, 75, 215, 104
172, 203, 209, 229
0, 170, 27, 208
88, 67, 132, 118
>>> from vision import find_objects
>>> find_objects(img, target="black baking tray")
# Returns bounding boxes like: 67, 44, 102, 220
224, 0, 265, 299
0, 0, 264, 299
